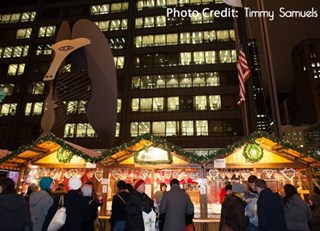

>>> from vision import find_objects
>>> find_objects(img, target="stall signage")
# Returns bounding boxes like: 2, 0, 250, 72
214, 159, 226, 168
86, 162, 96, 168
135, 146, 172, 165
198, 178, 207, 195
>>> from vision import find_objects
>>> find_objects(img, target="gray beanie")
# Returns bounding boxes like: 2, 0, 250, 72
232, 183, 245, 193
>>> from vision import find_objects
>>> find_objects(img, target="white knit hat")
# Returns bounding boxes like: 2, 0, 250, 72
68, 177, 82, 190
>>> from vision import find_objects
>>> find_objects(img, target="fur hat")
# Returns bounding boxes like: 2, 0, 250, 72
39, 177, 53, 190
68, 177, 82, 190
232, 183, 245, 194
134, 179, 146, 190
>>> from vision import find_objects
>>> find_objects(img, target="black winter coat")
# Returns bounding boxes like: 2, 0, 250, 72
257, 188, 287, 231
219, 193, 248, 231
82, 197, 102, 231
43, 189, 89, 231
0, 193, 30, 231
125, 190, 154, 231
110, 191, 129, 226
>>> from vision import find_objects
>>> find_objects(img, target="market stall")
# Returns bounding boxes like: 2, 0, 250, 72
0, 133, 104, 195
96, 132, 320, 231
202, 131, 320, 230
97, 133, 205, 230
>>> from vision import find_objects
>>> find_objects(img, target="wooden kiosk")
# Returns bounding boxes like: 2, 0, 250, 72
95, 132, 320, 231
0, 133, 105, 195
201, 131, 320, 231
97, 133, 204, 230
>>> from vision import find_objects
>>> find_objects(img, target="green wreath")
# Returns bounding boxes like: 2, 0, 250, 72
57, 147, 73, 163
243, 143, 263, 163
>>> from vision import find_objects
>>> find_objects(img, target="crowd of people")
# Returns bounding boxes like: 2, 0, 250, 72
219, 176, 320, 231
0, 176, 102, 231
109, 178, 194, 231
1, 174, 320, 231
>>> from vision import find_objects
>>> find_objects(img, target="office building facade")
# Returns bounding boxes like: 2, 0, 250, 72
0, 0, 255, 151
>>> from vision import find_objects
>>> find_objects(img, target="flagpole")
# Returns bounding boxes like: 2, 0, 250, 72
257, 0, 282, 138
232, 11, 250, 136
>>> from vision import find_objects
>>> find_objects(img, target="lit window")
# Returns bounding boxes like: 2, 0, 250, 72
152, 121, 165, 136
130, 121, 150, 137
115, 122, 120, 137
182, 120, 194, 136
166, 121, 178, 136
64, 123, 76, 137
167, 97, 179, 111
156, 15, 166, 27
96, 21, 109, 31
16, 28, 32, 39
28, 82, 44, 94
194, 96, 207, 110
7, 63, 25, 76
0, 103, 17, 116
196, 120, 208, 136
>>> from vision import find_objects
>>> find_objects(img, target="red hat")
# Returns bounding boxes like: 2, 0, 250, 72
134, 179, 146, 190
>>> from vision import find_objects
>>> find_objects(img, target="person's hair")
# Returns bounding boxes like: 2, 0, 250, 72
26, 183, 38, 194
283, 184, 298, 206
57, 183, 65, 188
225, 184, 232, 191
248, 175, 258, 183
160, 182, 167, 189
170, 178, 179, 186
255, 179, 267, 189
314, 186, 320, 195
0, 177, 15, 194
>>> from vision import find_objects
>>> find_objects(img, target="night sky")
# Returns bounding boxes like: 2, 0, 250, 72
244, 0, 320, 95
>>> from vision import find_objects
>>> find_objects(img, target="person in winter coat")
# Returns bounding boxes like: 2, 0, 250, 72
283, 184, 312, 231
0, 177, 30, 231
255, 179, 287, 231
219, 183, 248, 231
29, 177, 54, 231
110, 180, 129, 231
125, 179, 154, 231
309, 193, 320, 231
245, 175, 259, 231
42, 176, 89, 231
159, 178, 194, 231
82, 181, 102, 231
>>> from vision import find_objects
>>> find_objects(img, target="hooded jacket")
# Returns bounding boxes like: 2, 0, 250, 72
29, 190, 53, 231
219, 193, 248, 231
257, 188, 287, 231
284, 194, 312, 231
0, 193, 30, 231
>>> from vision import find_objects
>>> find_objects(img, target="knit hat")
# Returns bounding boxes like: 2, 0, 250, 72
117, 180, 127, 190
134, 179, 146, 190
39, 177, 53, 190
68, 177, 82, 190
232, 183, 245, 194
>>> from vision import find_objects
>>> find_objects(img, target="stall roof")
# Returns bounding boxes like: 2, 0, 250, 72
98, 133, 203, 167
206, 131, 320, 168
0, 133, 101, 170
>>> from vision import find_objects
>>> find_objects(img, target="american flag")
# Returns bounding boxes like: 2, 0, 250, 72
237, 48, 251, 106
